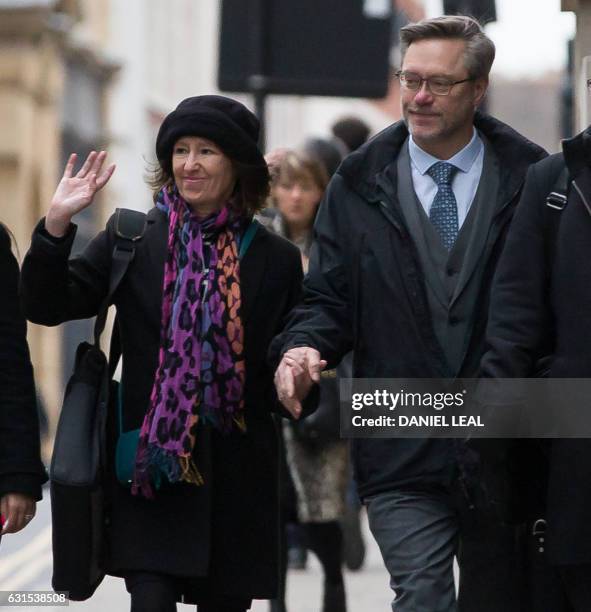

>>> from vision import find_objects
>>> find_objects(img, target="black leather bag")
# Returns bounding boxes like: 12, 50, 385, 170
291, 353, 352, 446
50, 342, 109, 600
292, 371, 341, 445
49, 209, 146, 600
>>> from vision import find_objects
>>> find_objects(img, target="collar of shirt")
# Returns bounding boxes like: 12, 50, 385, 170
408, 128, 483, 176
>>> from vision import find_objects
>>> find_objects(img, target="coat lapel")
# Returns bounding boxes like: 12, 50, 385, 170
562, 128, 591, 218
572, 166, 591, 218
450, 143, 501, 306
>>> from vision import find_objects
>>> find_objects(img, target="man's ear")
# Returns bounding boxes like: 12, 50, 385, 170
473, 76, 489, 108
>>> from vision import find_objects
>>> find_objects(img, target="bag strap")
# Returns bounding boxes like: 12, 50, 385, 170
93, 209, 147, 347
545, 167, 569, 211
543, 166, 569, 265
239, 219, 260, 259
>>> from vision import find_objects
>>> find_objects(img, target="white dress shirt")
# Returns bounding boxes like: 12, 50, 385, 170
408, 129, 484, 229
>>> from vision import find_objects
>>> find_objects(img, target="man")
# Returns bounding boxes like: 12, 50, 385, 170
480, 85, 591, 611
271, 15, 546, 612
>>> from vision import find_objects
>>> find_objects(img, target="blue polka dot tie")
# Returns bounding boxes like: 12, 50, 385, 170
427, 161, 459, 251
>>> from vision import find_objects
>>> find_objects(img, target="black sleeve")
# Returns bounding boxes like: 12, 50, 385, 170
268, 245, 320, 418
480, 161, 559, 379
269, 175, 354, 369
20, 215, 115, 326
0, 226, 47, 501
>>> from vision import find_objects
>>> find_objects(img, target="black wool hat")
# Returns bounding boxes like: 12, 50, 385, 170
155, 95, 265, 169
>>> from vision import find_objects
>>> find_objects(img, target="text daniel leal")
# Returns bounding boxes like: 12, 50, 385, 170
351, 415, 484, 427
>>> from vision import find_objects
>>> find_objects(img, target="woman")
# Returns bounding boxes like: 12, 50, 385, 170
268, 150, 348, 612
21, 95, 303, 612
0, 225, 46, 538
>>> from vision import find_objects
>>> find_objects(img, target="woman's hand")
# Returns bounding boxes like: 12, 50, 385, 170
46, 151, 115, 237
0, 493, 36, 535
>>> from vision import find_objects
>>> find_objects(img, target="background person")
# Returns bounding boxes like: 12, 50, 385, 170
330, 117, 371, 155
0, 224, 46, 538
20, 95, 304, 612
268, 150, 348, 612
271, 15, 547, 612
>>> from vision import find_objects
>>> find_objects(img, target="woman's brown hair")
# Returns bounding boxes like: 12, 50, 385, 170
273, 150, 329, 193
147, 148, 270, 217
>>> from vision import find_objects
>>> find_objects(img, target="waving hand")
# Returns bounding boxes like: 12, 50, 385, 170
46, 151, 115, 237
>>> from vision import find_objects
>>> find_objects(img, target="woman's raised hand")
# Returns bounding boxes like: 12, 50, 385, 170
45, 151, 115, 237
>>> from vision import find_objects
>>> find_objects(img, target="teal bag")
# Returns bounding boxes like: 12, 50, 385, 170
115, 431, 139, 486
114, 220, 260, 487
114, 382, 140, 486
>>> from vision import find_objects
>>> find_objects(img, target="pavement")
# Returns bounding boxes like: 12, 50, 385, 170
0, 492, 393, 611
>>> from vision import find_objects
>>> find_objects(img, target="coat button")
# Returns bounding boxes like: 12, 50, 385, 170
449, 315, 460, 326
447, 267, 457, 277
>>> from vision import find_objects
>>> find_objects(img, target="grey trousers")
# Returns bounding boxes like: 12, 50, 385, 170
366, 488, 526, 612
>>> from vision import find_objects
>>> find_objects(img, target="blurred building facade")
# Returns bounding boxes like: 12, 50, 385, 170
488, 74, 563, 154
562, 0, 591, 129
105, 0, 399, 214
0, 0, 117, 436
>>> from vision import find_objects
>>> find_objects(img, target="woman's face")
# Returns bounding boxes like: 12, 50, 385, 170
172, 136, 236, 215
274, 171, 323, 231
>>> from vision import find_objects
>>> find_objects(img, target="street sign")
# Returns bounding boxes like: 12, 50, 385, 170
218, 0, 392, 98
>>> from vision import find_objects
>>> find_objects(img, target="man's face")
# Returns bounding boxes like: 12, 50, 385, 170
401, 38, 487, 150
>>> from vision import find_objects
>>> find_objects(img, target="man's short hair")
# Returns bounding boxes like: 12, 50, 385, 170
400, 15, 495, 80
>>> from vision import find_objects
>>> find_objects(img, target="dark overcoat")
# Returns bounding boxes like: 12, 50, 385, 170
0, 225, 46, 501
20, 207, 303, 600
270, 112, 547, 501
480, 127, 591, 565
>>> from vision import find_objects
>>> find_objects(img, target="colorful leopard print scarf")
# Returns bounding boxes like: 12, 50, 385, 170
132, 184, 246, 498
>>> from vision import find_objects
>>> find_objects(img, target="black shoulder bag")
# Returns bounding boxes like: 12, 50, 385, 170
50, 208, 146, 601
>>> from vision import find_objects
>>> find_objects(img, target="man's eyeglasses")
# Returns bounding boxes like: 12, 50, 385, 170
395, 70, 474, 96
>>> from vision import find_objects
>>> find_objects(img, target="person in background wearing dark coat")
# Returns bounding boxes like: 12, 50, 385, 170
269, 150, 349, 612
480, 100, 591, 610
0, 225, 46, 537
271, 15, 546, 612
20, 95, 303, 612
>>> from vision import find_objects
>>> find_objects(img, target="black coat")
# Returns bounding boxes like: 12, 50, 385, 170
20, 208, 303, 599
270, 113, 547, 500
0, 225, 46, 501
480, 127, 591, 565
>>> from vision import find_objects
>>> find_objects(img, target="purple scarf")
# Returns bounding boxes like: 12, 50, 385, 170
132, 185, 246, 498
